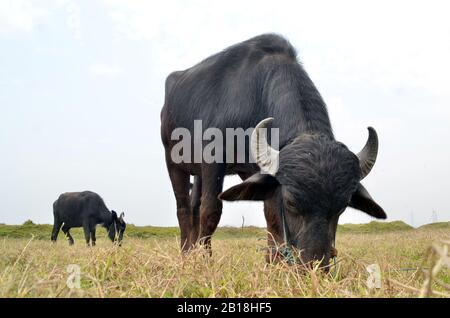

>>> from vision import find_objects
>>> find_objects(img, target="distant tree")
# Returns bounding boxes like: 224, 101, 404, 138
22, 220, 35, 226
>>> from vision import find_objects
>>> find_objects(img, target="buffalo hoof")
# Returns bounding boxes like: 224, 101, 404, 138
330, 247, 338, 258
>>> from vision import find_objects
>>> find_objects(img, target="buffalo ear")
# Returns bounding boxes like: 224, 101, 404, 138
111, 210, 118, 220
219, 173, 279, 201
349, 183, 387, 219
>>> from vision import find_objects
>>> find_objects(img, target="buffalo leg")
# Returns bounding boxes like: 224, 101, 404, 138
264, 197, 284, 263
198, 165, 225, 253
237, 172, 284, 263
62, 225, 74, 245
51, 218, 62, 242
190, 176, 202, 246
167, 163, 192, 252
83, 222, 91, 246
90, 224, 97, 246
238, 172, 283, 262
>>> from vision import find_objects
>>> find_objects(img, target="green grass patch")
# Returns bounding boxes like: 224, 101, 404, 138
337, 221, 413, 234
419, 222, 450, 230
0, 220, 423, 241
0, 221, 267, 241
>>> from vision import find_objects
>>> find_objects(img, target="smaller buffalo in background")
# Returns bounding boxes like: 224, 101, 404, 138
51, 191, 126, 246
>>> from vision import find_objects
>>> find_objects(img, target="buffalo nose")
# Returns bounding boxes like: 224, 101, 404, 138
299, 251, 331, 272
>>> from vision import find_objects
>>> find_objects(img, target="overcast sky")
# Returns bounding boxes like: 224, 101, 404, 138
1, 0, 449, 227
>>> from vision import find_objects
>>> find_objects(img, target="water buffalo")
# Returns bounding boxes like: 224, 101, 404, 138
51, 191, 126, 246
160, 34, 386, 268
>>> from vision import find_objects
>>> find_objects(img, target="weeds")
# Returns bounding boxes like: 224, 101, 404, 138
0, 228, 449, 297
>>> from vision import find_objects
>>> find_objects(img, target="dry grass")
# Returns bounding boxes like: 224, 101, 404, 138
0, 228, 449, 298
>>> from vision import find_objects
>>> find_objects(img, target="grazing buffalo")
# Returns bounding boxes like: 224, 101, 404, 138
160, 34, 386, 268
51, 191, 126, 246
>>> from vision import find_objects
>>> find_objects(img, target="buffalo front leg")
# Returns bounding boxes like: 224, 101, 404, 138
83, 222, 92, 246
90, 224, 97, 246
190, 175, 202, 246
264, 198, 284, 263
198, 165, 225, 254
167, 164, 192, 252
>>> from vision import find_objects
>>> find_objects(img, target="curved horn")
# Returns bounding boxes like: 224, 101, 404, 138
251, 118, 279, 176
357, 127, 379, 180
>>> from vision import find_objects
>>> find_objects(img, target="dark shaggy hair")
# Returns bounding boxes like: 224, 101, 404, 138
276, 134, 361, 214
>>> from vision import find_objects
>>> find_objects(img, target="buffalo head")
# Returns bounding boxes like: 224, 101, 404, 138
109, 211, 127, 245
219, 118, 386, 269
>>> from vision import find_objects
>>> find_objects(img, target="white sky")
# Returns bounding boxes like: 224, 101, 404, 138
0, 0, 449, 227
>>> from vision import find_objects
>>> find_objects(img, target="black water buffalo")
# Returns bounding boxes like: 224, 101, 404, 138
51, 191, 126, 246
160, 34, 386, 268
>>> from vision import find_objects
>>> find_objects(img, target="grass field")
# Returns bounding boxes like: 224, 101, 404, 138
0, 221, 449, 298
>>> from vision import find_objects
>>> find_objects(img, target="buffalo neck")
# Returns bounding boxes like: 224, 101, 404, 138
101, 211, 114, 228
263, 60, 335, 147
